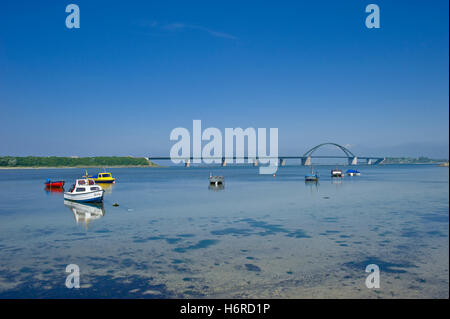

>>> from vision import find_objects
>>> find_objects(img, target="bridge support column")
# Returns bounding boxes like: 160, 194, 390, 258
185, 159, 191, 167
348, 157, 358, 165
221, 158, 227, 167
253, 159, 259, 167
302, 156, 311, 166
280, 158, 286, 166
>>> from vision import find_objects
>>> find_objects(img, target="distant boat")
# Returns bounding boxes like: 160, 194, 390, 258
346, 169, 360, 176
209, 172, 224, 186
89, 171, 115, 184
331, 169, 344, 177
44, 179, 65, 188
305, 167, 319, 182
64, 175, 104, 203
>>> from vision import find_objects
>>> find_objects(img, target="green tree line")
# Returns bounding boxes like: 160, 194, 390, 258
0, 156, 155, 167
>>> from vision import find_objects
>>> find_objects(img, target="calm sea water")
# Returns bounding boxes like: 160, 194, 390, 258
0, 165, 448, 298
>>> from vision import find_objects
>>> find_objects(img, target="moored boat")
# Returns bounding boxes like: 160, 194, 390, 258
44, 179, 65, 188
209, 173, 224, 186
64, 178, 104, 203
331, 169, 344, 177
89, 171, 115, 184
346, 169, 360, 176
305, 167, 319, 182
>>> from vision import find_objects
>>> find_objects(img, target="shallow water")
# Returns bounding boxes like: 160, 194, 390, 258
0, 165, 448, 298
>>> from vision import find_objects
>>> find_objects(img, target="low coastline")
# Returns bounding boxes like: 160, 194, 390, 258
0, 165, 160, 170
0, 156, 160, 169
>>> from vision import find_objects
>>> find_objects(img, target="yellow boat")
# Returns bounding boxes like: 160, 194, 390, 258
89, 172, 116, 184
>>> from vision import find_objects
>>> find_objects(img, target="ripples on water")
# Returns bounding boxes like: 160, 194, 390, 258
0, 165, 448, 298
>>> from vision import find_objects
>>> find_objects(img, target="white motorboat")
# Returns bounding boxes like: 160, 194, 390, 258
209, 172, 224, 186
331, 169, 344, 177
64, 177, 104, 203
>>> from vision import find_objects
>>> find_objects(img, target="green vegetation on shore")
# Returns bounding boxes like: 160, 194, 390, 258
0, 156, 158, 168
383, 157, 448, 164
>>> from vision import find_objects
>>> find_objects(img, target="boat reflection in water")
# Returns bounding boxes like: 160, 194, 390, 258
208, 184, 225, 191
44, 186, 64, 195
64, 200, 105, 230
96, 183, 114, 195
305, 179, 319, 189
331, 178, 343, 185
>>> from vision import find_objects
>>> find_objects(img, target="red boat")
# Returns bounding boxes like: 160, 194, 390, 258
45, 179, 65, 188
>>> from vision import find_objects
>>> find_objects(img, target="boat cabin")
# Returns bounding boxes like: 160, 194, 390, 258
89, 172, 116, 183
69, 179, 101, 193
92, 173, 112, 179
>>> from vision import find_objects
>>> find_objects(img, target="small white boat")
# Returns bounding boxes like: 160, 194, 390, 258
331, 169, 344, 177
209, 172, 224, 186
64, 177, 104, 203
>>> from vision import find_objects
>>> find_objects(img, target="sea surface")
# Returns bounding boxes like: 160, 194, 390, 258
0, 165, 448, 298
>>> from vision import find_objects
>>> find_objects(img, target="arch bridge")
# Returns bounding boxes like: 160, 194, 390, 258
148, 142, 385, 167
299, 142, 384, 166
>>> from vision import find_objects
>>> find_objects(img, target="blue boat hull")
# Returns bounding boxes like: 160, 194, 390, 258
65, 196, 104, 203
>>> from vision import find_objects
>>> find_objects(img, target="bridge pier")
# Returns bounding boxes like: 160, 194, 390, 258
348, 157, 358, 165
280, 158, 286, 166
185, 159, 191, 167
301, 156, 311, 166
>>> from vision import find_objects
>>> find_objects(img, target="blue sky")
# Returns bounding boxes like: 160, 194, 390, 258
0, 0, 448, 158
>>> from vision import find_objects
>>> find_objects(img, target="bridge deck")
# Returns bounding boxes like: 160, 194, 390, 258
148, 156, 384, 160
148, 143, 384, 164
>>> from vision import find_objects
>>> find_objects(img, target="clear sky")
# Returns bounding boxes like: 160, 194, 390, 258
0, 0, 448, 158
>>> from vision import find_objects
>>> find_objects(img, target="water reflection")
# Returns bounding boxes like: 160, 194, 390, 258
44, 186, 64, 195
64, 200, 106, 230
0, 166, 448, 298
304, 180, 320, 192
97, 183, 114, 194
208, 184, 225, 191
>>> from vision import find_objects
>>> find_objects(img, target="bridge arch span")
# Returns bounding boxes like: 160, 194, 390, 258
303, 143, 356, 158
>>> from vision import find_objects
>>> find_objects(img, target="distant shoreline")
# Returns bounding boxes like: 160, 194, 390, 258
0, 165, 160, 170
0, 156, 160, 169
